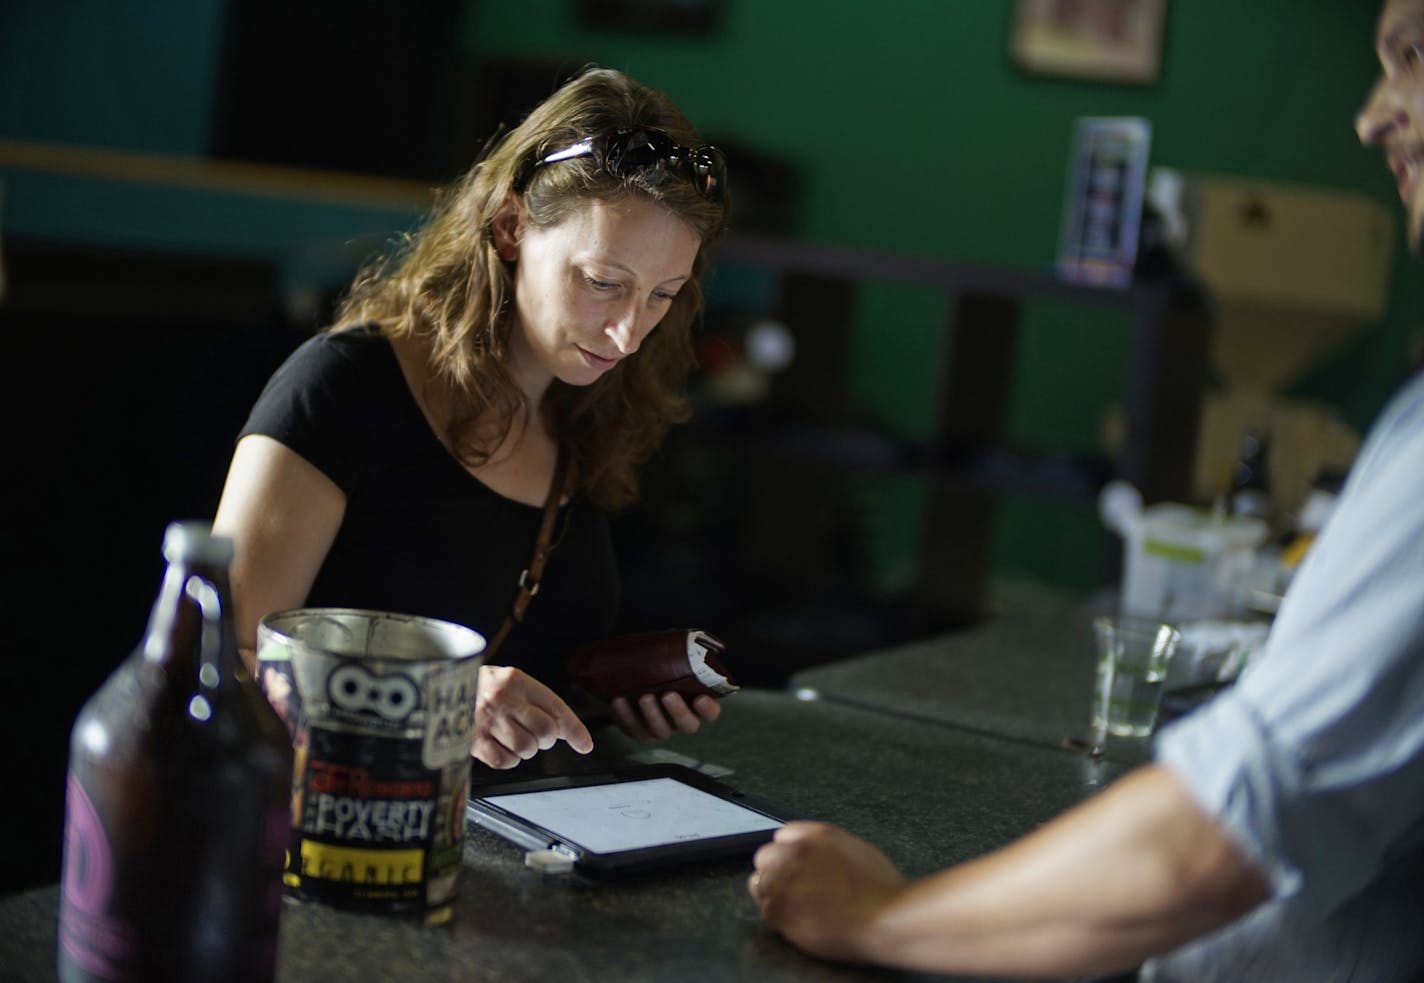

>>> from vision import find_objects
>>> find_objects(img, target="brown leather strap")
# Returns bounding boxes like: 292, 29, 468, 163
485, 447, 576, 659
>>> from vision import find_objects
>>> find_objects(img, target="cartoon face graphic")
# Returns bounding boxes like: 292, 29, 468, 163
326, 663, 419, 724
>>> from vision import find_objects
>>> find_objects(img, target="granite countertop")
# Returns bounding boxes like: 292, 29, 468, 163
0, 689, 1125, 983
791, 581, 1122, 754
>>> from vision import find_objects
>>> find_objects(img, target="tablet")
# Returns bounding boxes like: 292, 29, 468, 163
465, 764, 790, 877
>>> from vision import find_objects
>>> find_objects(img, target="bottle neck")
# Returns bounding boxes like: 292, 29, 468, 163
1233, 435, 1269, 491
143, 559, 239, 698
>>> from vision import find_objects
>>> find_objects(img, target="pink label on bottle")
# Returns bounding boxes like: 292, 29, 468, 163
59, 775, 135, 980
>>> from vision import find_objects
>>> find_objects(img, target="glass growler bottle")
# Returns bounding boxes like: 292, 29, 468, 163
58, 522, 294, 983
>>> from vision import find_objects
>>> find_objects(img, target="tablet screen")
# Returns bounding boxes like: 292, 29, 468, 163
481, 776, 783, 853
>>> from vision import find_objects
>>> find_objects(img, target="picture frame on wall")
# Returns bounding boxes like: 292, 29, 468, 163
1011, 0, 1168, 85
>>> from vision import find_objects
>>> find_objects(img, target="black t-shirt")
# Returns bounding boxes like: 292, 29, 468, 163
238, 324, 619, 689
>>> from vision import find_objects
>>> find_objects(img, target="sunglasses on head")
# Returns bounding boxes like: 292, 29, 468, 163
516, 128, 727, 202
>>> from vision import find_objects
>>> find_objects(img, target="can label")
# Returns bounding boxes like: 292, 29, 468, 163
256, 610, 483, 920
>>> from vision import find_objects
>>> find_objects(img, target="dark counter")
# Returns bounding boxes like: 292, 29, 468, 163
1, 689, 1125, 982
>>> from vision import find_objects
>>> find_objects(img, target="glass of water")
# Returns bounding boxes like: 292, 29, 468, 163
1090, 616, 1181, 748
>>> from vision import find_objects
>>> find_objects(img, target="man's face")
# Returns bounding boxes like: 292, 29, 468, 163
1359, 0, 1424, 251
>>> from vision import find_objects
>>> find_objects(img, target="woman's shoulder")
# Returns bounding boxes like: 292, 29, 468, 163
305, 322, 390, 361
273, 323, 397, 385
242, 324, 405, 492
247, 323, 404, 423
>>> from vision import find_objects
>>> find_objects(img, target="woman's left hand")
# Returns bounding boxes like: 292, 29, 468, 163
609, 691, 721, 741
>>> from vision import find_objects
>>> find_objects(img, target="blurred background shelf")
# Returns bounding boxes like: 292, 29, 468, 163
613, 234, 1213, 679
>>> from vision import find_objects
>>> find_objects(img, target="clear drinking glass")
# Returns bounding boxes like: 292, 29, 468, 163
1090, 616, 1181, 747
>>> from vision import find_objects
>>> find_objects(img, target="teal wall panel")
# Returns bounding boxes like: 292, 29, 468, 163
1, 0, 224, 154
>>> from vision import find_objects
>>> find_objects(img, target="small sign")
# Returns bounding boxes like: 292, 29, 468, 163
1057, 116, 1152, 288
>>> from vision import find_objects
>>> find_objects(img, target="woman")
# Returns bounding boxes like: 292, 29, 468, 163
213, 67, 730, 769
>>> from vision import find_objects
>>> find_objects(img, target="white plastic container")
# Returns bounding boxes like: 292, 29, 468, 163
1101, 482, 1269, 622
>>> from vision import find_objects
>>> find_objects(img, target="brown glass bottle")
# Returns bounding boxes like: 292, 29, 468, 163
58, 522, 294, 983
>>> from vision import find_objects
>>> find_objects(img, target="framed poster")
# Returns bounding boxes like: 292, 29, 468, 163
1011, 0, 1168, 85
1057, 116, 1152, 288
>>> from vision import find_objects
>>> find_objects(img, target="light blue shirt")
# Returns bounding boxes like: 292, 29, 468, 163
1145, 370, 1424, 982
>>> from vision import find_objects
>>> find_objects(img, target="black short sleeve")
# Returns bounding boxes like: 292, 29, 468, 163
238, 325, 386, 493
233, 323, 620, 689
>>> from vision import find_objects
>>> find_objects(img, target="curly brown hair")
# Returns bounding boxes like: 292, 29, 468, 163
334, 67, 729, 510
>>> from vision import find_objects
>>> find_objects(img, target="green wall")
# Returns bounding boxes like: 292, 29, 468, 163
470, 3, 1382, 255
461, 0, 1423, 590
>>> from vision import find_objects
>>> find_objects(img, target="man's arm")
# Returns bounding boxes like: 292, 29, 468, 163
751, 764, 1269, 978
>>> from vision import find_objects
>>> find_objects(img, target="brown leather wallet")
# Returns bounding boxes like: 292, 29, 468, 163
568, 629, 738, 702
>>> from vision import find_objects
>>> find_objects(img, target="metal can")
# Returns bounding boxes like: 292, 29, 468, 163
255, 608, 485, 925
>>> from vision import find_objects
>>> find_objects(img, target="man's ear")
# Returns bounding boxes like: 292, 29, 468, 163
490, 192, 523, 261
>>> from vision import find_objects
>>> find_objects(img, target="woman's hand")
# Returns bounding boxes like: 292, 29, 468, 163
749, 821, 907, 963
608, 691, 721, 741
472, 665, 594, 769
